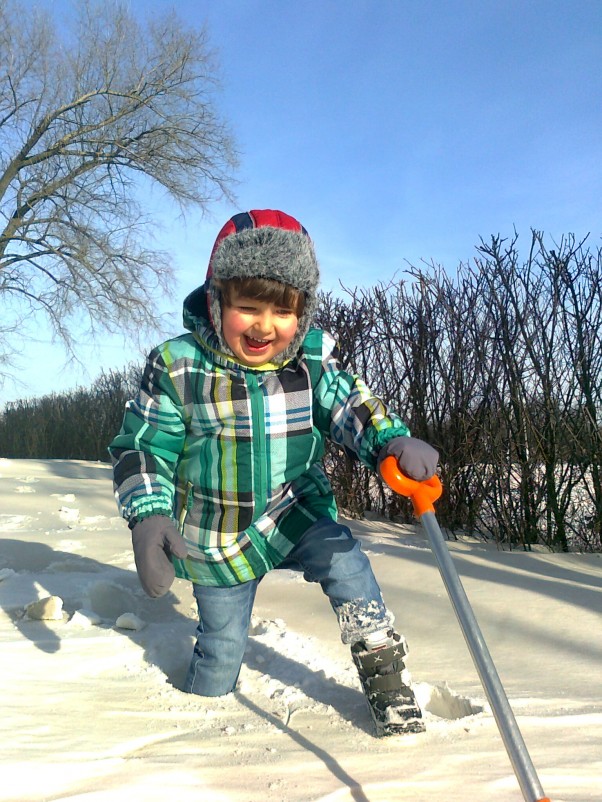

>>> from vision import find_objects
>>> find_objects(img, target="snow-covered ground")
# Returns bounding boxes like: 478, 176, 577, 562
1, 458, 600, 802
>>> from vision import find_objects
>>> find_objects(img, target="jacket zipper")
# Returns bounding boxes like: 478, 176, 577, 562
247, 373, 267, 515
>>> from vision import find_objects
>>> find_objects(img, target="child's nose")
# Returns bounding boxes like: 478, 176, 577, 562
254, 310, 274, 334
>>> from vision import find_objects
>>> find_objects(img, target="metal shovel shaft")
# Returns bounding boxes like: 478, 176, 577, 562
421, 510, 548, 802
378, 458, 550, 802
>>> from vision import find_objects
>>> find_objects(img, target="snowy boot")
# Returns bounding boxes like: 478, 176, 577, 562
351, 630, 425, 736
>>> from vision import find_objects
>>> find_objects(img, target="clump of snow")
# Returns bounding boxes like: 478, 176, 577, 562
67, 608, 102, 628
25, 594, 64, 620
115, 612, 146, 631
58, 506, 80, 524
414, 681, 485, 719
16, 475, 38, 483
0, 568, 16, 582
0, 514, 32, 531
0, 458, 601, 802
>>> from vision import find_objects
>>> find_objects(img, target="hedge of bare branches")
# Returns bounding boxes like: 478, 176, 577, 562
1, 232, 600, 551
0, 364, 142, 463
317, 233, 601, 552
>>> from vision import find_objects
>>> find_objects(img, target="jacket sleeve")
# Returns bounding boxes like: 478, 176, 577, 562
108, 345, 186, 522
311, 331, 410, 470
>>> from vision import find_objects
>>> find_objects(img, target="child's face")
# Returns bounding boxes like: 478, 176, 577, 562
221, 290, 299, 366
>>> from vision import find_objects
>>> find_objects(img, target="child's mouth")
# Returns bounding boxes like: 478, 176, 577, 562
244, 335, 272, 352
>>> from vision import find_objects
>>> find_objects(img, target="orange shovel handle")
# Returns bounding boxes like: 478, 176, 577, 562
379, 455, 443, 517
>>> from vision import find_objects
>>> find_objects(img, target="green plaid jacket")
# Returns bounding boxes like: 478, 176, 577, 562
109, 294, 410, 586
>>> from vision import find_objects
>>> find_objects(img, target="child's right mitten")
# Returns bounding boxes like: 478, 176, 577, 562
130, 516, 188, 598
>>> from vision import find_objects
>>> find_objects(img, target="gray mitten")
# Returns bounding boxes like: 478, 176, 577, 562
131, 515, 188, 598
377, 436, 439, 482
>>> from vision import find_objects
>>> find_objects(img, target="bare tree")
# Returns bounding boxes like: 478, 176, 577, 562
0, 0, 237, 376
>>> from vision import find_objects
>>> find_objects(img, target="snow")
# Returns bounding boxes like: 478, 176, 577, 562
0, 458, 600, 802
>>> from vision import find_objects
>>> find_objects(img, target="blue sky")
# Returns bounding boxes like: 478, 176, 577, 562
2, 0, 601, 406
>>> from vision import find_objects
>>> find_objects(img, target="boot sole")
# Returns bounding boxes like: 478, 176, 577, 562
369, 701, 426, 737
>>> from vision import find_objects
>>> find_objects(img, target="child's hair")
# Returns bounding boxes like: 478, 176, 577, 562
216, 276, 306, 317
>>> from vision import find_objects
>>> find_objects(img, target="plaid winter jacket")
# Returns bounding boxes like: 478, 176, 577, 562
109, 289, 410, 586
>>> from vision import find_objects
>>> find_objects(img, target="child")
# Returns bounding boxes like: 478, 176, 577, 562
109, 209, 438, 736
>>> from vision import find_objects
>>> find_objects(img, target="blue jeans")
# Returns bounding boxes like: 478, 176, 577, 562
183, 517, 393, 697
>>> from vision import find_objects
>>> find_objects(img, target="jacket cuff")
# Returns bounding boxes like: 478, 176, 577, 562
126, 510, 174, 530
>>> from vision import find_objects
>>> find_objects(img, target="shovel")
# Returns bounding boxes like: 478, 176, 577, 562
380, 456, 551, 802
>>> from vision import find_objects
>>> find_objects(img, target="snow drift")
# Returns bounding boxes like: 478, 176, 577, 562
0, 458, 600, 801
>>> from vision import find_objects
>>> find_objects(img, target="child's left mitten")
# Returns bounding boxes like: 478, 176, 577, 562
377, 436, 439, 482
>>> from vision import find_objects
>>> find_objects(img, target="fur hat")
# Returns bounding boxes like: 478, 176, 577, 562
205, 210, 320, 362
